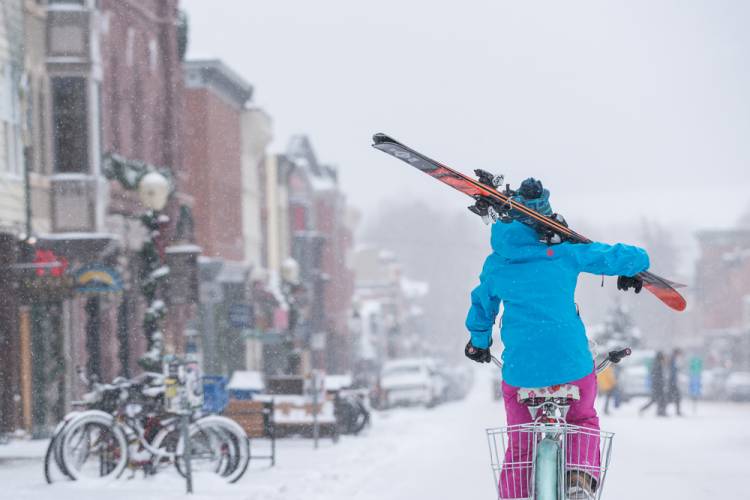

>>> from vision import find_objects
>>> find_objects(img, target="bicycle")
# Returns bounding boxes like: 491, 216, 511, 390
486, 348, 631, 500
47, 372, 249, 483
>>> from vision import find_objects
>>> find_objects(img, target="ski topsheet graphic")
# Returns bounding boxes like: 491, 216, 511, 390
372, 133, 687, 312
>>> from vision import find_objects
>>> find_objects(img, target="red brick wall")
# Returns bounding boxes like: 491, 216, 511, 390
99, 0, 182, 172
316, 193, 354, 371
183, 87, 245, 261
97, 0, 189, 360
695, 231, 750, 331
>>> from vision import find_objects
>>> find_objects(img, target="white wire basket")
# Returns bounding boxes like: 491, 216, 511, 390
487, 423, 614, 499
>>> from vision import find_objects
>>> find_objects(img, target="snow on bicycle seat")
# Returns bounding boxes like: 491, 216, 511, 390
517, 384, 580, 405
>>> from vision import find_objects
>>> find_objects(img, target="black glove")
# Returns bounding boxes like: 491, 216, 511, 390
617, 275, 643, 294
465, 340, 492, 363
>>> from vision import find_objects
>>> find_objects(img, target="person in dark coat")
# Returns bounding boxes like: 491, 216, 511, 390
667, 348, 683, 416
640, 351, 667, 416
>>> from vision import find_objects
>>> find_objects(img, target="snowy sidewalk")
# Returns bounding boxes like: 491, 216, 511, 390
1, 376, 749, 499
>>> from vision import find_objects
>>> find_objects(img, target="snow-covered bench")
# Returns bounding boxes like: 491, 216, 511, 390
224, 399, 276, 465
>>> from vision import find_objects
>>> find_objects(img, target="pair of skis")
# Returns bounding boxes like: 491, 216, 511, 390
372, 133, 686, 312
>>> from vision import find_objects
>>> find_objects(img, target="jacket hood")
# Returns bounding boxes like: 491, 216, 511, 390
490, 221, 545, 260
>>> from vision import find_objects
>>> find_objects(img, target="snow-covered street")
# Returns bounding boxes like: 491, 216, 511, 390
1, 373, 748, 500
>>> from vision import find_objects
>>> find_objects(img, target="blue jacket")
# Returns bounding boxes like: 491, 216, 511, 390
466, 221, 650, 388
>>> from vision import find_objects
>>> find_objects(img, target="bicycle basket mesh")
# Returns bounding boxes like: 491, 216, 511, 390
486, 423, 614, 499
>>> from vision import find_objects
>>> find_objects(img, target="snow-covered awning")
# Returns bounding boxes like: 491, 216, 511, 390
228, 370, 265, 391
325, 374, 353, 391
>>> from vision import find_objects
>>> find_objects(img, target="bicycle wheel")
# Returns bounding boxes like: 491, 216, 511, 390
45, 413, 77, 483
59, 412, 128, 481
183, 424, 235, 476
148, 423, 180, 474
534, 437, 561, 500
155, 418, 240, 480
177, 416, 250, 483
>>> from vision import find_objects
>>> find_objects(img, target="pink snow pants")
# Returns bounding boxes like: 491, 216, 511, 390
498, 371, 600, 499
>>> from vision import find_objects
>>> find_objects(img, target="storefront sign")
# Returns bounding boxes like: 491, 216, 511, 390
228, 303, 254, 329
74, 264, 124, 293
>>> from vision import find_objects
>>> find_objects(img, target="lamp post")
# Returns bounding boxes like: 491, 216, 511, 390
103, 154, 174, 373
136, 171, 171, 371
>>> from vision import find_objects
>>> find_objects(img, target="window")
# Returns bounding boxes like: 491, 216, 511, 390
125, 28, 135, 67
37, 87, 48, 174
51, 77, 88, 173
47, 11, 89, 57
149, 39, 159, 72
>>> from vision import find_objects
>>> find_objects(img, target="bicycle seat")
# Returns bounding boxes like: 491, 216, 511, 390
517, 384, 580, 406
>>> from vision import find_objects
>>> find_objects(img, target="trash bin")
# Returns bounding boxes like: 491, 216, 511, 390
202, 376, 229, 413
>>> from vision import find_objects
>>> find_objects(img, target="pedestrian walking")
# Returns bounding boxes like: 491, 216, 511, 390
596, 365, 620, 415
639, 351, 667, 416
667, 348, 683, 416
688, 355, 703, 414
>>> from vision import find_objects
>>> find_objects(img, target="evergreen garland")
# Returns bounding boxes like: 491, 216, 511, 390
137, 210, 170, 372
101, 153, 175, 372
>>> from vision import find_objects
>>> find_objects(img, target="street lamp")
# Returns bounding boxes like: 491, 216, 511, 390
137, 171, 171, 371
138, 172, 170, 211
102, 154, 174, 373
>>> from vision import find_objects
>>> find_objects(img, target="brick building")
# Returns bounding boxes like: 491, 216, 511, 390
286, 135, 354, 373
182, 59, 254, 376
694, 229, 750, 331
183, 59, 251, 262
1, 0, 193, 435
694, 228, 750, 369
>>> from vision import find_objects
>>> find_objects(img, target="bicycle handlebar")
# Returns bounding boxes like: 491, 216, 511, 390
490, 347, 632, 376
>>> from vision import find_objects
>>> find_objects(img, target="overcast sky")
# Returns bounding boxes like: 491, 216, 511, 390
182, 0, 750, 234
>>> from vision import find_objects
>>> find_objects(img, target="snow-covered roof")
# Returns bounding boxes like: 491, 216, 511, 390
184, 59, 253, 107
228, 371, 265, 391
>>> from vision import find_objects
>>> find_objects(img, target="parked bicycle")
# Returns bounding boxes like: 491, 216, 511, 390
486, 348, 631, 500
45, 370, 249, 484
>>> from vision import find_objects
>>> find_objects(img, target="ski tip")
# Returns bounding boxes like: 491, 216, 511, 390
643, 283, 688, 312
372, 133, 395, 146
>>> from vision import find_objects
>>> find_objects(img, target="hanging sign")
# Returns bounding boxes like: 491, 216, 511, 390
74, 264, 124, 293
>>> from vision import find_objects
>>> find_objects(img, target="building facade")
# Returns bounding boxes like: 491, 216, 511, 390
286, 135, 354, 374
1, 0, 193, 435
694, 229, 750, 369
0, 0, 25, 231
183, 59, 254, 377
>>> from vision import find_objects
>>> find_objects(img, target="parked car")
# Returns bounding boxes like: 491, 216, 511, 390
699, 368, 730, 400
618, 350, 655, 401
725, 372, 750, 401
380, 358, 446, 408
438, 365, 473, 402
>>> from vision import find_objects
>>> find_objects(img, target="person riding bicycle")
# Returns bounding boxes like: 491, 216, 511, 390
464, 178, 649, 499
